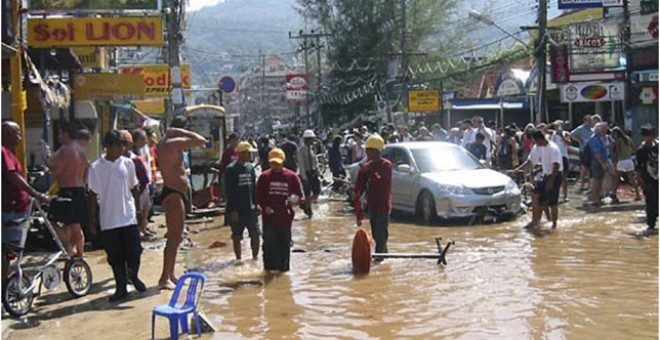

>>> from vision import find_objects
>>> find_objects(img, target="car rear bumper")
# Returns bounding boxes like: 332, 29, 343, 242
435, 193, 522, 218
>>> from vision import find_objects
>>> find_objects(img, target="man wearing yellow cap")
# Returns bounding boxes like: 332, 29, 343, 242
354, 134, 392, 257
226, 141, 260, 261
256, 148, 305, 272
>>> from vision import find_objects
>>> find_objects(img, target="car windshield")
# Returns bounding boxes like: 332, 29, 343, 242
410, 146, 483, 172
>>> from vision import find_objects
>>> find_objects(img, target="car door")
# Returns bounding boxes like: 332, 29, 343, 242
385, 147, 416, 212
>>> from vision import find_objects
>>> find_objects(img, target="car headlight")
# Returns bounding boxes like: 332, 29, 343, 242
505, 180, 519, 193
438, 184, 469, 196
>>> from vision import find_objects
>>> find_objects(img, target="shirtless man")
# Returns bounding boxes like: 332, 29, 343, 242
46, 123, 89, 258
157, 116, 206, 289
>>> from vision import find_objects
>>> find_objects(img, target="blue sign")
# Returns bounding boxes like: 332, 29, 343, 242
558, 0, 602, 9
218, 76, 236, 93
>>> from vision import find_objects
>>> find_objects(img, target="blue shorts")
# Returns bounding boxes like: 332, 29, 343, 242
230, 212, 261, 241
2, 211, 30, 247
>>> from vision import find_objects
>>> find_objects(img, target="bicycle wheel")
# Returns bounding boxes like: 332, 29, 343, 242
2, 272, 34, 317
64, 258, 92, 298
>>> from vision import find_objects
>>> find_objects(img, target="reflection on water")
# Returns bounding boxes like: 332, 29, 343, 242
186, 199, 657, 339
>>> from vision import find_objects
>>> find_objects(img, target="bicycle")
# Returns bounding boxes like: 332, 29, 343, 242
2, 198, 93, 318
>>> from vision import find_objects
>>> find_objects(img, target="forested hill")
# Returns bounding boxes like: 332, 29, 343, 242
183, 0, 301, 85
183, 0, 558, 87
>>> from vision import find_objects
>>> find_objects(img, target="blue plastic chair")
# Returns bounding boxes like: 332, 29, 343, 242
151, 272, 206, 340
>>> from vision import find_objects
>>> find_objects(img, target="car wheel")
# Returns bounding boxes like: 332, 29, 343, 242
417, 190, 437, 225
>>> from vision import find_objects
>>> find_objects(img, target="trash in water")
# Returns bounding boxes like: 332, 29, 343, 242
209, 241, 227, 249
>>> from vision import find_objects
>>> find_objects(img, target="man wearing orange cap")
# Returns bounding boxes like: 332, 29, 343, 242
226, 141, 260, 261
256, 148, 304, 272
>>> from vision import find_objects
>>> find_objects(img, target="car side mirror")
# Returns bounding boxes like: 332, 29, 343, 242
397, 164, 411, 173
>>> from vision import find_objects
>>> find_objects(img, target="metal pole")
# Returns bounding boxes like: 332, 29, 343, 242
316, 36, 323, 128
10, 0, 26, 168
11, 52, 26, 168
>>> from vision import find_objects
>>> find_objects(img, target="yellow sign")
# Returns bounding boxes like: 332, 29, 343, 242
120, 64, 192, 97
72, 47, 107, 69
133, 99, 165, 115
74, 73, 145, 99
408, 89, 439, 112
27, 17, 164, 47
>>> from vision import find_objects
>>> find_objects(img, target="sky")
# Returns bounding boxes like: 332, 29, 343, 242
186, 0, 223, 11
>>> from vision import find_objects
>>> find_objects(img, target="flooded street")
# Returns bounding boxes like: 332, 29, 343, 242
2, 190, 657, 339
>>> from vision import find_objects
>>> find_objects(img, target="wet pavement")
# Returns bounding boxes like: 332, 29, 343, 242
2, 183, 657, 339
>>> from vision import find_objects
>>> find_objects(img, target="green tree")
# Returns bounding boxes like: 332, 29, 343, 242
297, 0, 466, 125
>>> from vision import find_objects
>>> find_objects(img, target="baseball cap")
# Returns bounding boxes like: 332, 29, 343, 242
236, 141, 257, 153
268, 148, 286, 164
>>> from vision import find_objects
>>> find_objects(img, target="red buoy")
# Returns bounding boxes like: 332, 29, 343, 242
351, 228, 372, 275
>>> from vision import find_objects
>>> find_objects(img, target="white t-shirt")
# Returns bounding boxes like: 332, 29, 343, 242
528, 141, 563, 176
88, 155, 139, 231
463, 127, 493, 157
550, 130, 569, 158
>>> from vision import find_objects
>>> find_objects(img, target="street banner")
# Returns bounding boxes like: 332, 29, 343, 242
568, 20, 621, 72
550, 45, 570, 83
630, 0, 658, 48
27, 17, 163, 47
29, 0, 160, 11
560, 81, 624, 103
558, 0, 604, 9
286, 74, 307, 102
408, 89, 439, 112
132, 99, 165, 115
120, 64, 191, 97
72, 47, 107, 69
74, 73, 145, 99
639, 87, 659, 105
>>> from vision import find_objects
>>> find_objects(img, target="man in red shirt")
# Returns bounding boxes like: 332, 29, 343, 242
255, 148, 304, 272
2, 121, 49, 280
354, 134, 392, 256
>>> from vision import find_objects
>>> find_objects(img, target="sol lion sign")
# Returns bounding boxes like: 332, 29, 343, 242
28, 17, 163, 47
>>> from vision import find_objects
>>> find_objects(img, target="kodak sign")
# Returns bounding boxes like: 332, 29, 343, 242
27, 17, 163, 47
120, 64, 191, 97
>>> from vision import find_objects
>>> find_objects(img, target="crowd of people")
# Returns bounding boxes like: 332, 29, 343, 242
1, 111, 658, 301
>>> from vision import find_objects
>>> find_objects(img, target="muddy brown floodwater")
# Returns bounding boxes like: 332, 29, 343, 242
2, 189, 658, 339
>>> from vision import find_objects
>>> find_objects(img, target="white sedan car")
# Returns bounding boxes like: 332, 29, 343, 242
349, 142, 522, 224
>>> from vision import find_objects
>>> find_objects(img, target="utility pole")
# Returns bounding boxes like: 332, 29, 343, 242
315, 34, 323, 128
535, 0, 548, 124
289, 30, 330, 127
622, 0, 631, 128
260, 50, 266, 129
166, 0, 185, 125
400, 0, 408, 115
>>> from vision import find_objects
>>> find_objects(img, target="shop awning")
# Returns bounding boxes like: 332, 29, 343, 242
27, 48, 81, 71
450, 98, 530, 110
